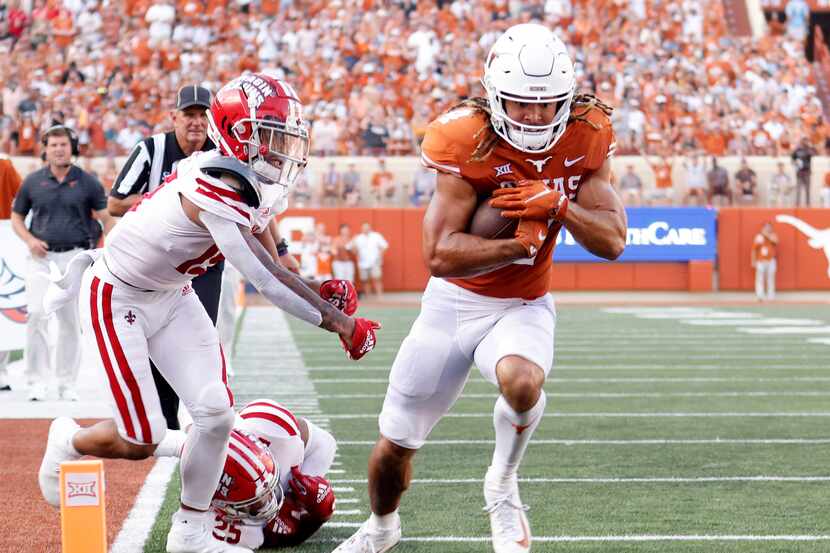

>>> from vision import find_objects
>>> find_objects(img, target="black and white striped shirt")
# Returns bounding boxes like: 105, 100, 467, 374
110, 131, 215, 199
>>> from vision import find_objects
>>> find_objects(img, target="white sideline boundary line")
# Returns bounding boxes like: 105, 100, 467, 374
330, 476, 830, 484
110, 457, 178, 553
308, 412, 830, 420
312, 534, 830, 543
335, 438, 830, 446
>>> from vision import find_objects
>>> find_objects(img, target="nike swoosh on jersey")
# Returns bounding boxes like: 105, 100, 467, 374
564, 155, 586, 167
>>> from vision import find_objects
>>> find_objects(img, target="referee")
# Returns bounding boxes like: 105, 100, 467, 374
108, 84, 216, 430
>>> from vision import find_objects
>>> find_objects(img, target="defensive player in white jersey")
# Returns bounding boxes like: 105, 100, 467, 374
155, 398, 339, 549
37, 73, 380, 553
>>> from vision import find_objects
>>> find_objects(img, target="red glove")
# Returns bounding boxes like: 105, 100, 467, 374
319, 279, 358, 316
262, 494, 302, 547
514, 218, 549, 257
340, 317, 380, 360
288, 466, 336, 521
490, 179, 568, 221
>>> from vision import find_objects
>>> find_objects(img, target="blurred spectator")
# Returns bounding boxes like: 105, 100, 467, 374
618, 164, 643, 206
332, 223, 355, 283
823, 170, 830, 208
320, 162, 341, 207
682, 154, 707, 206
362, 110, 390, 156
349, 222, 388, 298
342, 162, 361, 206
785, 0, 809, 42
791, 137, 815, 206
707, 157, 732, 206
0, 0, 823, 160
734, 158, 758, 205
299, 230, 319, 280
751, 222, 778, 301
410, 165, 436, 206
370, 158, 395, 204
645, 154, 673, 206
769, 161, 793, 206
312, 113, 339, 156
292, 171, 312, 207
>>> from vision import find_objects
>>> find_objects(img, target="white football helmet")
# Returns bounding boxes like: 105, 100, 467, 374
482, 23, 575, 153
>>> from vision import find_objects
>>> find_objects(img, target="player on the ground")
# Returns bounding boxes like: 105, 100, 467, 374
37, 73, 378, 553
333, 24, 626, 553
153, 398, 338, 549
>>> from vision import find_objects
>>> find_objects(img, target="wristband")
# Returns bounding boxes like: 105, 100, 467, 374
276, 238, 289, 257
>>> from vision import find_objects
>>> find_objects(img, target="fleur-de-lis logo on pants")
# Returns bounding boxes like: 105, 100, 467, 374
125, 310, 136, 325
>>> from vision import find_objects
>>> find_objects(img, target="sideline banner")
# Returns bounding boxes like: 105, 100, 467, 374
555, 207, 718, 262
0, 220, 27, 351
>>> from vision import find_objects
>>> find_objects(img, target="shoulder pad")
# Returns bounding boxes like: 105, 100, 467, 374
198, 156, 260, 207
421, 108, 489, 175
198, 155, 258, 190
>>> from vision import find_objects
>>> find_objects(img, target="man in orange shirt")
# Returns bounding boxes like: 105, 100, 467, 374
751, 222, 778, 301
822, 170, 830, 207
334, 24, 626, 553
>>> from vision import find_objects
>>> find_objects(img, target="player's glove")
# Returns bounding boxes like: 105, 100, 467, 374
320, 279, 358, 316
490, 179, 568, 221
288, 466, 336, 521
514, 218, 549, 257
340, 317, 381, 360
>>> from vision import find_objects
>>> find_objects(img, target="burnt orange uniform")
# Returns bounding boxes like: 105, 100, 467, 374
421, 105, 615, 299
753, 233, 776, 262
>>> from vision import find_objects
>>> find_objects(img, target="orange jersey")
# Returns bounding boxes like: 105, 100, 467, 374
421, 104, 615, 299
753, 234, 776, 262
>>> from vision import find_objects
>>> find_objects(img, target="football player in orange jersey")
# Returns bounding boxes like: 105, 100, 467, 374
333, 24, 626, 553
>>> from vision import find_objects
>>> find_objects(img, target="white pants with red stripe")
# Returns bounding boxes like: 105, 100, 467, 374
78, 258, 233, 446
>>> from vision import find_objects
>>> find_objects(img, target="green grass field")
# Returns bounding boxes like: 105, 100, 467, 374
146, 304, 830, 552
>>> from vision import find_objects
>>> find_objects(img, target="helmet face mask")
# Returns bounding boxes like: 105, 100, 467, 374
213, 429, 285, 523
207, 74, 309, 213
482, 23, 576, 153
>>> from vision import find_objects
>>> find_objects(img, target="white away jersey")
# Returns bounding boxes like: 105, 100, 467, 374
212, 400, 307, 550
104, 151, 270, 291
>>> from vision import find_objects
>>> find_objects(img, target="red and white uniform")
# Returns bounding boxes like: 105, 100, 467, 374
105, 150, 272, 292
77, 150, 257, 446
212, 400, 332, 550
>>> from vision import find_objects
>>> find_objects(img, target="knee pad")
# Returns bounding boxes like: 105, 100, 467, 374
190, 382, 235, 437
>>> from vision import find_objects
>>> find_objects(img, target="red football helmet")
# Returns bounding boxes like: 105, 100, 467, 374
207, 72, 309, 214
213, 429, 284, 522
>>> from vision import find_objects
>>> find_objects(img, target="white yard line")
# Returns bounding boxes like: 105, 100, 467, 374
335, 438, 830, 446
314, 534, 830, 543
313, 391, 830, 399
330, 476, 830, 484
311, 376, 830, 383
109, 457, 178, 553
307, 412, 830, 420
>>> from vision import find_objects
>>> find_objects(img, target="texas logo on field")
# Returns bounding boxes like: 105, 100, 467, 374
776, 215, 830, 278
0, 258, 27, 324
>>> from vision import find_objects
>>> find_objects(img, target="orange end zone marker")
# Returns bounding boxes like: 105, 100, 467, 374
60, 459, 107, 553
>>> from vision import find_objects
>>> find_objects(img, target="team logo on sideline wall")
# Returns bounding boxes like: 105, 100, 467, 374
776, 215, 830, 278
0, 259, 27, 323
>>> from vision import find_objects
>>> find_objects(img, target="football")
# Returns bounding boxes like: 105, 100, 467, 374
468, 197, 518, 239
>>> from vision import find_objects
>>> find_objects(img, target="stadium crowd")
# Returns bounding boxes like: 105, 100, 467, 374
0, 0, 827, 207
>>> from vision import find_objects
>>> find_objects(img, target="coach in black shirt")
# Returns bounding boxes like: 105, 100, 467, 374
107, 85, 217, 431
11, 125, 113, 401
